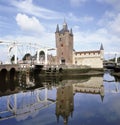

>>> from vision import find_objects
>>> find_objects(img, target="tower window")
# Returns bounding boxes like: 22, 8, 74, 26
61, 59, 65, 64
61, 44, 63, 47
59, 38, 62, 41
75, 61, 77, 64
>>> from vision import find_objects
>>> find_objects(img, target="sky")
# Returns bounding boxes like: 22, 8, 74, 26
0, 0, 120, 62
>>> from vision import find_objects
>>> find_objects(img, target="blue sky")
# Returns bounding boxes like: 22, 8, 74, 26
0, 0, 120, 61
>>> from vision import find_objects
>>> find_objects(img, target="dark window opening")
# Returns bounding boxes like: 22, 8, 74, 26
75, 61, 77, 64
59, 38, 62, 41
61, 59, 65, 64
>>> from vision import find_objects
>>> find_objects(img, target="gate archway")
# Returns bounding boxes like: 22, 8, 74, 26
37, 49, 48, 65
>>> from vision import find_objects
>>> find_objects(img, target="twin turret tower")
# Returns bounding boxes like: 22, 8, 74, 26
55, 20, 73, 65
55, 20, 104, 68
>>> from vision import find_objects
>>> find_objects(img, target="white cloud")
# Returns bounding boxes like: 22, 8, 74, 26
96, 11, 120, 54
97, 11, 115, 26
73, 24, 120, 54
11, 0, 63, 19
16, 13, 45, 34
0, 46, 8, 63
0, 33, 55, 48
98, 11, 120, 36
108, 13, 120, 35
81, 16, 94, 22
74, 30, 105, 51
68, 13, 94, 23
70, 0, 87, 7
97, 0, 120, 10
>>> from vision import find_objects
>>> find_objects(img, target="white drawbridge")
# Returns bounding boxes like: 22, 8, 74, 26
0, 41, 56, 65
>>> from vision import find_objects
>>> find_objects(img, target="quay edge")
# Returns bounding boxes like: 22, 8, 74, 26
34, 65, 104, 77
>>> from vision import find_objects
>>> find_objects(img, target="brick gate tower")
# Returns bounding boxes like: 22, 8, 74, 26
55, 20, 73, 65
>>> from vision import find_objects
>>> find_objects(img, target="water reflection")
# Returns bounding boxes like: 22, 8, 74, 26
0, 69, 18, 95
0, 87, 56, 121
114, 75, 120, 82
56, 84, 74, 125
0, 71, 120, 125
73, 77, 104, 101
56, 76, 104, 125
103, 71, 120, 94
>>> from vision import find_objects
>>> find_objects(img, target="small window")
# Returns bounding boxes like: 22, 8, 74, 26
59, 38, 62, 41
61, 44, 63, 47
61, 59, 65, 64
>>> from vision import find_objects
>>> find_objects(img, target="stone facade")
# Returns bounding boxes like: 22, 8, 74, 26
55, 21, 104, 68
73, 47, 104, 68
55, 21, 73, 65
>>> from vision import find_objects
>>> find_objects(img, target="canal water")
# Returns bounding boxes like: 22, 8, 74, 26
0, 70, 120, 125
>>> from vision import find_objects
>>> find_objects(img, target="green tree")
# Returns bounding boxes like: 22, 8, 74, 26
22, 53, 31, 61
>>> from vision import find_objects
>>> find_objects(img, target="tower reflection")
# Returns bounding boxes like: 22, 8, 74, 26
56, 84, 74, 125
56, 76, 104, 125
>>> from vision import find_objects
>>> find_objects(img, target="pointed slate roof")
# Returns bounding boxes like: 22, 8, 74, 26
59, 20, 69, 34
56, 24, 59, 33
100, 43, 104, 50
70, 28, 73, 35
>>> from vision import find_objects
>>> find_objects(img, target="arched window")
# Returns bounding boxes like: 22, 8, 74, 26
61, 44, 63, 47
39, 51, 45, 63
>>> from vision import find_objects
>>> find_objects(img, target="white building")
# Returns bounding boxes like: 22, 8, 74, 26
73, 44, 104, 68
55, 21, 104, 69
